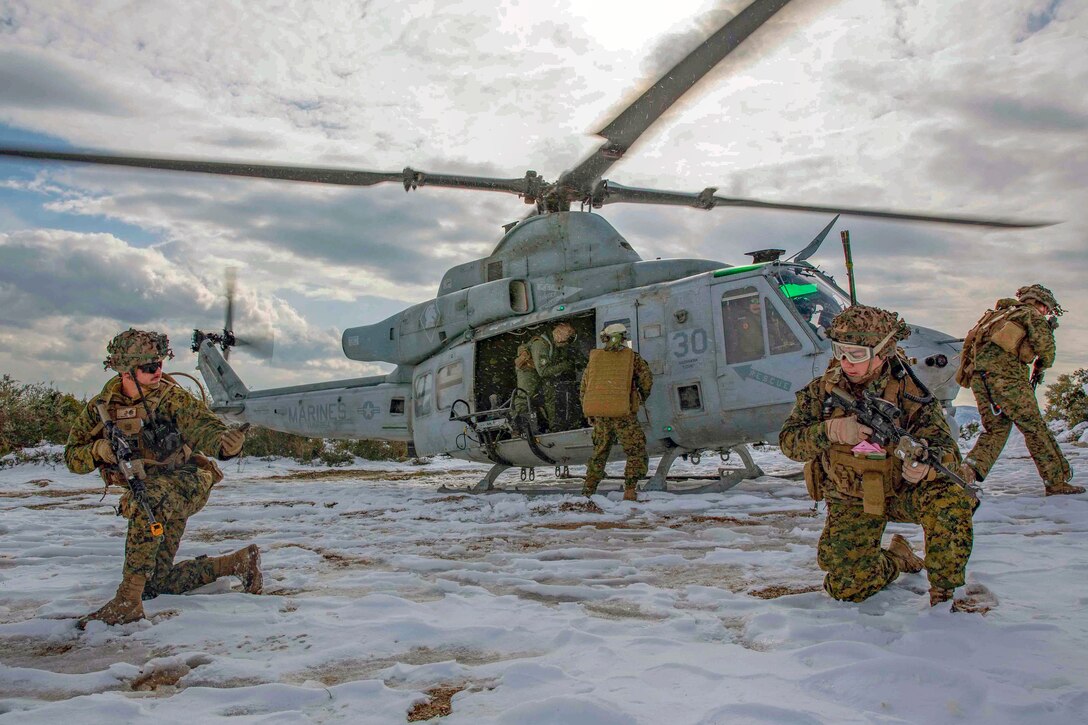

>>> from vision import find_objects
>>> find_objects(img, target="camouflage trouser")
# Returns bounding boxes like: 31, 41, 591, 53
120, 466, 218, 597
818, 481, 975, 602
541, 379, 580, 432
967, 372, 1071, 487
583, 416, 647, 493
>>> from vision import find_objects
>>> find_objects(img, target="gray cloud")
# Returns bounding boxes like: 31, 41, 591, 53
1, 0, 1086, 398
941, 94, 1088, 133
0, 48, 132, 115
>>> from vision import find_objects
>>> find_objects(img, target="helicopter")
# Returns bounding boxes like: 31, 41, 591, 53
0, 0, 1050, 494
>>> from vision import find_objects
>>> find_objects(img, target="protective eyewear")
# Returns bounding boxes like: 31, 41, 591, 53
136, 360, 164, 374
830, 327, 898, 364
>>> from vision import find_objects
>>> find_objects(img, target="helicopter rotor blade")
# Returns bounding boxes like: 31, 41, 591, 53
557, 0, 793, 197
592, 181, 1056, 229
789, 214, 839, 262
223, 267, 237, 360
224, 267, 237, 332
0, 148, 542, 198
235, 332, 275, 361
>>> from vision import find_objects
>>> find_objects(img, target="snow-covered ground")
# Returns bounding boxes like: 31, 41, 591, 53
1, 430, 1086, 724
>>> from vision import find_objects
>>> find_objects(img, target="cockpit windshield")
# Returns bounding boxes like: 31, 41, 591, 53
772, 268, 850, 336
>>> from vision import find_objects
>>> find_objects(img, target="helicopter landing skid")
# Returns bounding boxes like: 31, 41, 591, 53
645, 444, 765, 494
438, 463, 510, 494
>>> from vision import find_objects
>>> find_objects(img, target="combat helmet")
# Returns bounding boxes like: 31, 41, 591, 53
103, 328, 174, 371
600, 322, 629, 343
827, 305, 910, 355
1016, 284, 1062, 315
552, 321, 576, 344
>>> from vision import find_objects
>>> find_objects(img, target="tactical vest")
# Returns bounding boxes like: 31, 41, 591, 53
581, 347, 637, 418
91, 375, 195, 486
956, 304, 1035, 385
815, 371, 926, 515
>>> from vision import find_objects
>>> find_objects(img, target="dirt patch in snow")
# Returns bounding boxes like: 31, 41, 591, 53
535, 519, 654, 531
558, 500, 603, 514
261, 468, 462, 482
748, 584, 822, 599
0, 487, 101, 499
407, 684, 467, 721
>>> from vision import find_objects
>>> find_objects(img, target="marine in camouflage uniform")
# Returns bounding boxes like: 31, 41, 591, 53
530, 322, 586, 431
511, 342, 541, 429
780, 306, 975, 607
580, 323, 653, 501
961, 285, 1080, 495
65, 329, 260, 628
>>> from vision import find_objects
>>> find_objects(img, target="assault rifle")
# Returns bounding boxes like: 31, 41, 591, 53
827, 387, 980, 505
94, 403, 164, 538
1030, 364, 1045, 391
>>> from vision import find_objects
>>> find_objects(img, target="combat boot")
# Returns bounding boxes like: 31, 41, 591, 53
211, 544, 263, 594
885, 534, 925, 574
929, 586, 973, 612
1045, 481, 1085, 496
78, 573, 147, 629
929, 586, 954, 607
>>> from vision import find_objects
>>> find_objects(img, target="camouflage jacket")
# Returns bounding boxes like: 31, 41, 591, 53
779, 363, 957, 479
530, 335, 586, 381
579, 343, 654, 405
975, 298, 1056, 377
65, 375, 229, 476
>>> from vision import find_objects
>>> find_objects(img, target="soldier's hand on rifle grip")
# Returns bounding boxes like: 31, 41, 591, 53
825, 416, 873, 445
901, 460, 932, 484
219, 428, 246, 458
91, 438, 117, 464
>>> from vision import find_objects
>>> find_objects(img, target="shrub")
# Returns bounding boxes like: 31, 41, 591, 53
328, 439, 409, 462
958, 421, 980, 441
1043, 369, 1088, 427
240, 427, 325, 462
241, 427, 409, 464
0, 375, 84, 457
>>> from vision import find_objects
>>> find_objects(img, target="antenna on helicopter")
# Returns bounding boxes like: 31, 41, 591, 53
840, 230, 858, 305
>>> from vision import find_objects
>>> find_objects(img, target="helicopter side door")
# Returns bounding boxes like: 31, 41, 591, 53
411, 342, 474, 457
711, 274, 817, 440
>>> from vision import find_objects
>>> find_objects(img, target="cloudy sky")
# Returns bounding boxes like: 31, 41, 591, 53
0, 0, 1084, 403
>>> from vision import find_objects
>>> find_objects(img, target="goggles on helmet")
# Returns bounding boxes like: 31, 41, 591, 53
830, 327, 898, 364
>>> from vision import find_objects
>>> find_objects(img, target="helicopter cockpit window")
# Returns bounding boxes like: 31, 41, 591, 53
773, 269, 848, 334
436, 361, 464, 410
765, 297, 802, 355
413, 373, 433, 417
721, 286, 765, 364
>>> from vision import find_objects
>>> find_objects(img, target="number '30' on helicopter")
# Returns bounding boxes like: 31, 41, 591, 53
0, 0, 1051, 493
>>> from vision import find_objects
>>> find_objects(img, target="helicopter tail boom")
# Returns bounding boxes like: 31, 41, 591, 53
195, 338, 249, 410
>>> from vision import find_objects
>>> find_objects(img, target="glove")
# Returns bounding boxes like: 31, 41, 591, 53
901, 460, 931, 484
219, 428, 246, 458
91, 438, 117, 464
825, 416, 873, 446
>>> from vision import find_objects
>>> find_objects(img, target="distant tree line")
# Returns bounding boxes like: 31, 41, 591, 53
0, 374, 407, 464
